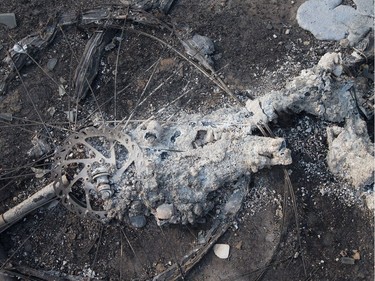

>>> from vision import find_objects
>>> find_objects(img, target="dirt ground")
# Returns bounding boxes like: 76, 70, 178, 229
0, 0, 373, 280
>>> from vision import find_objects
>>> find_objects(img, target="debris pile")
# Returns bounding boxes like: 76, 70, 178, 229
245, 48, 374, 200
246, 51, 370, 123
53, 109, 292, 227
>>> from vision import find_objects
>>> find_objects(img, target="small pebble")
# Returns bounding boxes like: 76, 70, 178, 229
285, 29, 290, 35
129, 215, 146, 228
352, 250, 360, 260
156, 204, 174, 220
340, 257, 355, 265
235, 241, 243, 250
47, 58, 58, 71
213, 244, 230, 259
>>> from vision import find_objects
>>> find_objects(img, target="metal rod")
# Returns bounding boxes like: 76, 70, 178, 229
0, 183, 57, 234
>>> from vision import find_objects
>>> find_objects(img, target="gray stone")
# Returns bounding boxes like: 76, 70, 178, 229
129, 215, 146, 228
0, 13, 17, 29
182, 34, 215, 70
340, 257, 355, 264
224, 187, 246, 216
187, 34, 215, 55
47, 58, 58, 71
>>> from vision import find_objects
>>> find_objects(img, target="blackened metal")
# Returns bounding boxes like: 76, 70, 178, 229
73, 29, 117, 101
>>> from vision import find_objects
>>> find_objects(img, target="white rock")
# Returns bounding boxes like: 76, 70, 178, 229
156, 204, 174, 220
213, 244, 230, 259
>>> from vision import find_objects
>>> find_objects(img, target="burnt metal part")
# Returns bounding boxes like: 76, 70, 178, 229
51, 126, 143, 222
1, 4, 222, 101
1, 17, 58, 94
0, 183, 56, 234
1, 5, 171, 96
0, 265, 88, 281
78, 6, 167, 27
73, 29, 117, 101
126, 0, 176, 13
